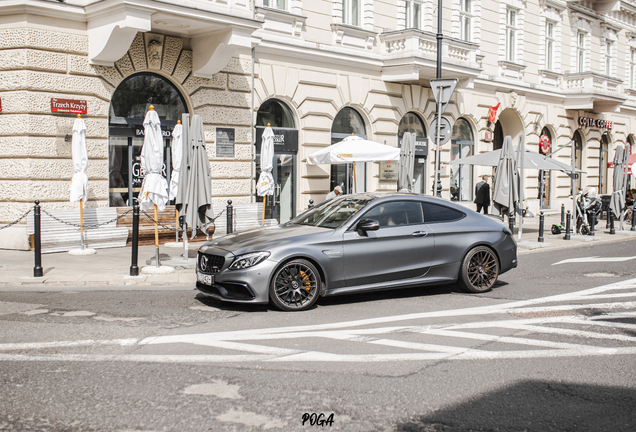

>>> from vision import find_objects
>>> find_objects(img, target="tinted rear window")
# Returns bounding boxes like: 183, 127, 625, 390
422, 202, 465, 223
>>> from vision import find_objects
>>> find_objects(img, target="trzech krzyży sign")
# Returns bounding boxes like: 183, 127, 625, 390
51, 98, 87, 114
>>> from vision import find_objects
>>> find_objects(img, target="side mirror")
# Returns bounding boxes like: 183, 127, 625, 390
356, 219, 380, 232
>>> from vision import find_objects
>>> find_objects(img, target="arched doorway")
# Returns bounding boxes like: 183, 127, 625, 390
331, 107, 367, 194
539, 127, 552, 209
398, 112, 428, 194
108, 73, 188, 207
600, 133, 610, 194
450, 118, 474, 202
493, 120, 504, 151
493, 109, 524, 151
573, 130, 584, 193
255, 99, 298, 223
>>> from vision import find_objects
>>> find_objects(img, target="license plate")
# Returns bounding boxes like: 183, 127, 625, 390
197, 272, 213, 285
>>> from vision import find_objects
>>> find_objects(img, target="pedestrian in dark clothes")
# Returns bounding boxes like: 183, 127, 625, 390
474, 175, 491, 214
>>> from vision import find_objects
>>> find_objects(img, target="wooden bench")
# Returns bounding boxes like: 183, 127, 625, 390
26, 207, 129, 254
213, 202, 278, 236
116, 205, 214, 246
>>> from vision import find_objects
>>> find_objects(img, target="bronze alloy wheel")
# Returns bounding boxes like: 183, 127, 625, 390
269, 259, 321, 311
458, 246, 500, 293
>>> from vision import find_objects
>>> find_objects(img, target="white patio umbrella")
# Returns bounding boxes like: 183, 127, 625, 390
306, 135, 400, 192
256, 125, 275, 225
170, 120, 183, 242
69, 114, 90, 251
398, 132, 415, 192
139, 105, 169, 267
610, 144, 626, 228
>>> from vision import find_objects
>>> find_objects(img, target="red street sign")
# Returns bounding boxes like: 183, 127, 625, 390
51, 98, 87, 114
539, 135, 550, 154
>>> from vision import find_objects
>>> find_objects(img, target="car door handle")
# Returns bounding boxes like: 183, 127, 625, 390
412, 231, 428, 237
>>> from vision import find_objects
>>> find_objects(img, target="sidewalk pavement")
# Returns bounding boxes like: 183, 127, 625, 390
1, 213, 635, 289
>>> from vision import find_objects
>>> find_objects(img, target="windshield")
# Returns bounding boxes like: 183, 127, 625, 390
291, 197, 372, 229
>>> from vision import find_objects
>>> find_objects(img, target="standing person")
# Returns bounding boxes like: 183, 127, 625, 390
326, 185, 342, 200
474, 175, 491, 214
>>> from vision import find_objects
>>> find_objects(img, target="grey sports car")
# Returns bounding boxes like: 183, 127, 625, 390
196, 193, 517, 311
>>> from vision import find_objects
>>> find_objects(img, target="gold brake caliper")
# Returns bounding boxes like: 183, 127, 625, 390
300, 270, 311, 291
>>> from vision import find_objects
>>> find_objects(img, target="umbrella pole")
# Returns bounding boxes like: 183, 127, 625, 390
80, 198, 85, 250
262, 195, 266, 225
176, 210, 179, 243
154, 204, 160, 267
353, 162, 357, 193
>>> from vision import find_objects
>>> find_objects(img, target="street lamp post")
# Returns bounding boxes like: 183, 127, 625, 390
435, 0, 443, 197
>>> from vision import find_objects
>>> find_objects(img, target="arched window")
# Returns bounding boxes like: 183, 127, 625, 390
539, 127, 552, 208
108, 73, 188, 207
450, 118, 474, 202
331, 107, 366, 193
110, 73, 187, 121
256, 99, 295, 128
398, 112, 427, 194
599, 134, 609, 194
573, 130, 583, 192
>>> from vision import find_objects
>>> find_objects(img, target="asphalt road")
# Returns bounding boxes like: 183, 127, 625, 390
1, 238, 636, 431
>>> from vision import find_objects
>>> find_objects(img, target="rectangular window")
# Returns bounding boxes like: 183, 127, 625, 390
577, 31, 586, 73
459, 0, 472, 42
263, 0, 287, 9
605, 41, 613, 76
405, 1, 421, 30
343, 0, 360, 27
545, 21, 554, 70
506, 9, 516, 62
631, 49, 636, 89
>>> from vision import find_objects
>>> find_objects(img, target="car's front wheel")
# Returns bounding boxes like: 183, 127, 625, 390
269, 259, 321, 311
457, 246, 500, 293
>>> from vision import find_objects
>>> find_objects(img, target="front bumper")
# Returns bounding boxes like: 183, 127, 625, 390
195, 249, 277, 304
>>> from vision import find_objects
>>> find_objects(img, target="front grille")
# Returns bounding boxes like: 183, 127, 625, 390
197, 281, 255, 300
198, 253, 225, 273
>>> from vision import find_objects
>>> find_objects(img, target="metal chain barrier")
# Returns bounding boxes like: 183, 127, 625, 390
0, 208, 32, 231
40, 208, 132, 229
141, 208, 225, 233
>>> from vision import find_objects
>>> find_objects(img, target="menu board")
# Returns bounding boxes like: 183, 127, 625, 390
216, 128, 235, 158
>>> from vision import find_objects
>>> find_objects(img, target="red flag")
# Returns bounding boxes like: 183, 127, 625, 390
488, 103, 500, 123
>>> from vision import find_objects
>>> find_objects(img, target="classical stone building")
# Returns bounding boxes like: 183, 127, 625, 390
2, 0, 636, 249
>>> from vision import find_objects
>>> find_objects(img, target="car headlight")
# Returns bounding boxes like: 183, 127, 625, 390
229, 252, 271, 270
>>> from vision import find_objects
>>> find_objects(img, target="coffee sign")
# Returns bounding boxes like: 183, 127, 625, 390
578, 117, 613, 129
51, 98, 87, 114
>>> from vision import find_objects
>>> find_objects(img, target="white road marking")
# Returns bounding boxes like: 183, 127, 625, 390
2, 278, 636, 363
552, 255, 636, 265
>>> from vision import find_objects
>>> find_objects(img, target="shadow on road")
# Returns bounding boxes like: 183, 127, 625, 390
396, 380, 636, 432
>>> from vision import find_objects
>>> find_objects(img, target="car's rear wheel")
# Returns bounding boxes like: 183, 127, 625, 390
457, 246, 499, 293
269, 259, 321, 311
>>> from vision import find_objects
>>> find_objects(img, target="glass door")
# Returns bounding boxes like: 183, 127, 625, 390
255, 153, 296, 224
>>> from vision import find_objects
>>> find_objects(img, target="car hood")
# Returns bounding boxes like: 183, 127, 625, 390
203, 224, 334, 255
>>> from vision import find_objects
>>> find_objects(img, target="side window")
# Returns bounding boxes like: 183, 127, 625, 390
362, 201, 424, 228
422, 202, 465, 223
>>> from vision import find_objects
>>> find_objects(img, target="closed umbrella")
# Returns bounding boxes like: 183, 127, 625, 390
69, 114, 89, 251
492, 136, 519, 221
182, 114, 214, 238
610, 144, 625, 227
139, 105, 169, 267
175, 113, 190, 256
256, 125, 275, 224
170, 120, 183, 242
398, 132, 415, 192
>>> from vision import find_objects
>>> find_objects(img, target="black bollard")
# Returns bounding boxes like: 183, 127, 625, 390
226, 200, 234, 234
564, 210, 571, 240
33, 200, 43, 277
609, 211, 615, 235
632, 206, 636, 232
130, 202, 139, 276
308, 199, 314, 209
561, 204, 565, 227
589, 211, 595, 236
538, 212, 545, 243
508, 214, 514, 233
